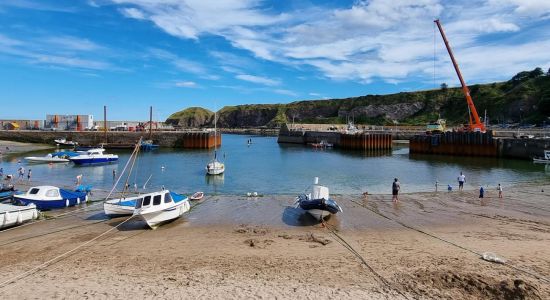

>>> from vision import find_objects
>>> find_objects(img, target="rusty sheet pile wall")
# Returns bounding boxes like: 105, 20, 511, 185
410, 131, 497, 157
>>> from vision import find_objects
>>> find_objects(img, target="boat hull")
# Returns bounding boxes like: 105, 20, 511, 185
14, 194, 87, 210
136, 200, 190, 229
0, 204, 38, 229
25, 157, 70, 163
533, 158, 550, 164
306, 209, 333, 220
103, 199, 135, 217
71, 157, 118, 165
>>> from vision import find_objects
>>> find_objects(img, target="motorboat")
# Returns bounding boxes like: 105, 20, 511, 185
133, 190, 190, 229
0, 184, 17, 201
13, 186, 89, 210
104, 194, 143, 217
0, 202, 38, 229
25, 153, 70, 163
533, 150, 550, 164
54, 138, 78, 147
69, 148, 118, 165
295, 177, 342, 220
190, 191, 204, 200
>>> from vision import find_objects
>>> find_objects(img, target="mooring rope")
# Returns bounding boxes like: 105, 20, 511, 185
0, 215, 134, 289
348, 197, 550, 284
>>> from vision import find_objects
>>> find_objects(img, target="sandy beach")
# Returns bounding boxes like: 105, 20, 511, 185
0, 140, 53, 157
0, 182, 548, 299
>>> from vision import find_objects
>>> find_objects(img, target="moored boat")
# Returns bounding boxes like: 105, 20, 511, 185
13, 186, 88, 210
190, 191, 204, 200
69, 148, 118, 165
54, 138, 78, 147
133, 190, 190, 229
25, 153, 70, 163
533, 150, 550, 164
295, 177, 342, 220
0, 202, 38, 229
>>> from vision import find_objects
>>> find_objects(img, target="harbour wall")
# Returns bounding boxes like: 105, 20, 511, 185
277, 127, 392, 150
0, 130, 221, 149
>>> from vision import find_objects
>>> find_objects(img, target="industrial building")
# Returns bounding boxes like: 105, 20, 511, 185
46, 114, 94, 131
0, 120, 44, 130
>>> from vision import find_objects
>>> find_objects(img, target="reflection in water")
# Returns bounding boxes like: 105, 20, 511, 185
205, 173, 225, 193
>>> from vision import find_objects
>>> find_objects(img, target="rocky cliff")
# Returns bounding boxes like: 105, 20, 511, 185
167, 68, 550, 128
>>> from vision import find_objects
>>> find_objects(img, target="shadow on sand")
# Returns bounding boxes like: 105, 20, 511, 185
282, 206, 321, 226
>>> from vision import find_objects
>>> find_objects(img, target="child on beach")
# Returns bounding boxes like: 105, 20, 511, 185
498, 183, 503, 198
479, 186, 484, 198
27, 169, 32, 181
458, 172, 465, 191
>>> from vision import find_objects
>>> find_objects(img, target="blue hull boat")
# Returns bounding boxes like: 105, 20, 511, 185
71, 157, 118, 165
14, 186, 89, 210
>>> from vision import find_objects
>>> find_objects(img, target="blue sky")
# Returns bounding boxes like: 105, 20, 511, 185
0, 0, 549, 120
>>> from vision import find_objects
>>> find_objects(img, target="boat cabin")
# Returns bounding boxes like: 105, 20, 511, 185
23, 186, 62, 200
86, 148, 106, 155
135, 191, 173, 209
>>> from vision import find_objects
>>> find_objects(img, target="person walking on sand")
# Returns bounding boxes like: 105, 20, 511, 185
497, 183, 503, 198
458, 171, 465, 191
392, 178, 400, 202
0, 167, 3, 178
18, 167, 25, 180
27, 169, 32, 181
112, 169, 116, 181
479, 186, 484, 199
76, 174, 82, 185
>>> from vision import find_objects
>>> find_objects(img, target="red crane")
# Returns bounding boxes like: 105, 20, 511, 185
434, 19, 485, 132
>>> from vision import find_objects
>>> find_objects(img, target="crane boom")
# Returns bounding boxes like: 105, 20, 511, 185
434, 19, 485, 132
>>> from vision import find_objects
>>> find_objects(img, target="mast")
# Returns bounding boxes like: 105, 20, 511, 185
434, 19, 485, 132
103, 105, 107, 143
149, 106, 153, 140
214, 108, 217, 158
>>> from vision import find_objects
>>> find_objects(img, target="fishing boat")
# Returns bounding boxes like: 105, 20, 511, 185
0, 202, 38, 229
295, 177, 342, 220
190, 191, 204, 200
133, 190, 190, 229
54, 138, 78, 147
140, 139, 159, 151
69, 148, 118, 165
533, 150, 550, 164
104, 194, 143, 217
206, 109, 225, 175
13, 186, 88, 210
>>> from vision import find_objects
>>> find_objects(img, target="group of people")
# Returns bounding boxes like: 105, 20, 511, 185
0, 166, 31, 182
391, 171, 504, 202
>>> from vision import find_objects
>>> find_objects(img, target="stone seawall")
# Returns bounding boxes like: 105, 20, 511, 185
500, 138, 550, 160
0, 130, 221, 149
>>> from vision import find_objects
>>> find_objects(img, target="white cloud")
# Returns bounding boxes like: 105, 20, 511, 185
120, 7, 145, 19
148, 47, 208, 76
273, 89, 297, 96
175, 81, 197, 88
236, 74, 280, 86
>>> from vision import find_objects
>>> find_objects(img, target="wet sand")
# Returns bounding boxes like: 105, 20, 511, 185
0, 184, 549, 299
0, 140, 53, 157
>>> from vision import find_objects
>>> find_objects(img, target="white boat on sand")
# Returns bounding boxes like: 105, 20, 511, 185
295, 177, 342, 221
0, 203, 38, 229
133, 190, 190, 229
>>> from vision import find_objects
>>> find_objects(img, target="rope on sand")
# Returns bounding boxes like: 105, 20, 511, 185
348, 198, 550, 284
0, 215, 134, 289
322, 220, 411, 300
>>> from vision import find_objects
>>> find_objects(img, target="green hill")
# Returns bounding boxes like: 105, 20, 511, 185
167, 68, 550, 128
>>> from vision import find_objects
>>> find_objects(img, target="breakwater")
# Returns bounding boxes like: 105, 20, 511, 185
0, 130, 221, 149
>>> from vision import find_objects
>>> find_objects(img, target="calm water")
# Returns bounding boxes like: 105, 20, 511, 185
1, 134, 548, 195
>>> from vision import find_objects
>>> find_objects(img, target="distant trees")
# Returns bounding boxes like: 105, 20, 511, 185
509, 67, 545, 85
440, 83, 448, 90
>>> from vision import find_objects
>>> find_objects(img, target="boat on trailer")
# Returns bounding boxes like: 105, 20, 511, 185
133, 190, 190, 229
0, 202, 38, 229
13, 186, 88, 210
533, 150, 550, 164
295, 177, 342, 220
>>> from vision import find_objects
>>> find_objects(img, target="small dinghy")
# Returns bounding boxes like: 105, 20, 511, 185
133, 190, 190, 229
14, 186, 89, 210
0, 202, 38, 229
190, 191, 204, 200
295, 177, 342, 220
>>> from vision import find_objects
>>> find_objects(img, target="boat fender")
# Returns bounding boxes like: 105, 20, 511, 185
4, 211, 9, 224
77, 198, 80, 205
16, 212, 23, 224
65, 199, 69, 207
85, 195, 88, 202
32, 210, 38, 219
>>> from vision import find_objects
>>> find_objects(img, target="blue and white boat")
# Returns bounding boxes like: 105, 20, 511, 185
133, 190, 190, 228
69, 148, 118, 165
1, 202, 38, 229
14, 186, 89, 210
104, 191, 184, 217
295, 177, 342, 220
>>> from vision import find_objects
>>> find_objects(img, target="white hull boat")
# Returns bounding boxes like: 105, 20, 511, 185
295, 177, 342, 221
104, 197, 138, 217
25, 154, 70, 163
0, 203, 38, 229
206, 159, 225, 175
133, 190, 190, 229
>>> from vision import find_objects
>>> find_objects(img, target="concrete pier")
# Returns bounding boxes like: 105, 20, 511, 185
410, 131, 498, 157
0, 130, 221, 149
